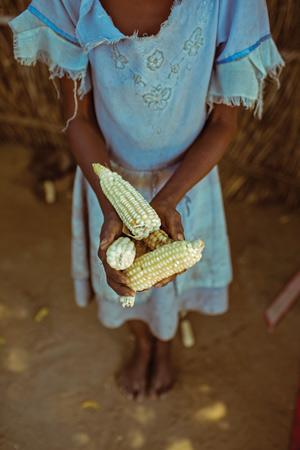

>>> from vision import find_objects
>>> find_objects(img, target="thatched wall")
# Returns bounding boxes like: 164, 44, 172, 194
220, 0, 300, 207
0, 0, 299, 205
0, 0, 72, 181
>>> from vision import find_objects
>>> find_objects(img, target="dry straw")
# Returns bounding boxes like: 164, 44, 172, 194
220, 0, 300, 208
0, 0, 71, 180
0, 0, 299, 206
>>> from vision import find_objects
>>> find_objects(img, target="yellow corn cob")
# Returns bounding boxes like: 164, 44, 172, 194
93, 164, 161, 239
119, 239, 204, 308
143, 229, 172, 250
106, 237, 136, 270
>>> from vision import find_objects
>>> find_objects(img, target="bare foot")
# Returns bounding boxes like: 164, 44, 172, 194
149, 340, 175, 399
118, 339, 152, 401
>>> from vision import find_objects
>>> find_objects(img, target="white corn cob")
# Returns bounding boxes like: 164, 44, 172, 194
93, 164, 161, 239
124, 239, 204, 292
143, 229, 172, 250
180, 312, 196, 348
119, 296, 136, 308
106, 237, 136, 270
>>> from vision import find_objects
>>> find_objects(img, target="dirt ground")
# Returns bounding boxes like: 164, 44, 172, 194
0, 143, 300, 450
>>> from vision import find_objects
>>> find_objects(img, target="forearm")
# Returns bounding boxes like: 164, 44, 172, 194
153, 105, 239, 206
60, 76, 114, 217
66, 116, 114, 216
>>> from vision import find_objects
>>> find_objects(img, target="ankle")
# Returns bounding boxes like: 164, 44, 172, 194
135, 335, 153, 352
154, 339, 172, 358
128, 320, 153, 351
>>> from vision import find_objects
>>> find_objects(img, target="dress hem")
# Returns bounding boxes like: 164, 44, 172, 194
96, 300, 229, 341
72, 276, 229, 341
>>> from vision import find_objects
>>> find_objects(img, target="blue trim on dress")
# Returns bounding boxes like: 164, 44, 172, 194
216, 33, 271, 65
28, 5, 79, 45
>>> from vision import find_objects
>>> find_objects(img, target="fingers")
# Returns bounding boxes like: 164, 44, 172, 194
107, 277, 136, 297
163, 208, 185, 241
105, 263, 135, 297
154, 269, 187, 289
150, 199, 185, 241
154, 274, 177, 288
98, 247, 135, 297
99, 215, 123, 251
98, 214, 135, 297
99, 250, 129, 284
97, 204, 186, 297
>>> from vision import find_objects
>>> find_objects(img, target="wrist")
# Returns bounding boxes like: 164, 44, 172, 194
96, 192, 117, 220
102, 203, 119, 220
151, 189, 181, 209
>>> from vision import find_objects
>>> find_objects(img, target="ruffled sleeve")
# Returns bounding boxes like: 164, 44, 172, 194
207, 0, 284, 118
9, 0, 91, 98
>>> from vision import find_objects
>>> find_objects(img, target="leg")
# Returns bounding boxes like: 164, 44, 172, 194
149, 338, 176, 399
118, 319, 153, 400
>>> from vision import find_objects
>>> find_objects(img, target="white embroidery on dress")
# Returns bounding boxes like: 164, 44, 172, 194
183, 27, 204, 56
147, 50, 165, 71
168, 57, 184, 78
106, 4, 210, 110
130, 70, 147, 87
111, 44, 128, 69
142, 85, 172, 111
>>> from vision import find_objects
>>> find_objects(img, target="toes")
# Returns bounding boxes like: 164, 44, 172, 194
149, 386, 166, 400
149, 380, 176, 400
149, 390, 158, 400
158, 383, 174, 400
120, 386, 134, 400
149, 382, 164, 400
130, 382, 146, 401
135, 387, 146, 402
149, 383, 158, 399
118, 375, 134, 400
117, 374, 146, 401
125, 391, 134, 401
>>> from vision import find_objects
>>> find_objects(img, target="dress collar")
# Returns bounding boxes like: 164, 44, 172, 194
76, 0, 124, 53
76, 0, 184, 53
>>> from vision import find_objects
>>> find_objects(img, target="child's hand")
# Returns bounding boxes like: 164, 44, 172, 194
150, 198, 185, 241
150, 198, 186, 289
98, 211, 136, 297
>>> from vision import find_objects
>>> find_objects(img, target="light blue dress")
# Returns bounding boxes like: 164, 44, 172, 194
10, 0, 284, 339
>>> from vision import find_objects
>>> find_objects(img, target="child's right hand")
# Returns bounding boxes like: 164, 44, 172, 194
98, 211, 136, 298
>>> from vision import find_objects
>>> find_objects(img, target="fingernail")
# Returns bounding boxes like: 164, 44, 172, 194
177, 233, 184, 241
100, 239, 108, 248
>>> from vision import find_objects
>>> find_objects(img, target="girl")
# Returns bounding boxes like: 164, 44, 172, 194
10, 0, 284, 400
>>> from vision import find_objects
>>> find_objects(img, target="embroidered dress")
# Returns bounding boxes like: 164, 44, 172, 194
10, 0, 284, 340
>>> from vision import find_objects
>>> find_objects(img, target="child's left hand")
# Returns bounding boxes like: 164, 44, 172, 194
150, 198, 186, 289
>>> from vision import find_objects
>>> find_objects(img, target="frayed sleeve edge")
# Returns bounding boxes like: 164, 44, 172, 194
207, 37, 285, 119
207, 62, 284, 119
10, 14, 91, 99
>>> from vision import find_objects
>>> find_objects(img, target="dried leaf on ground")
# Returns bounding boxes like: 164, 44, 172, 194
80, 401, 100, 410
34, 307, 50, 323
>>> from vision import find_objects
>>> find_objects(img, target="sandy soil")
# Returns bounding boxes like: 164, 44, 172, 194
0, 143, 300, 450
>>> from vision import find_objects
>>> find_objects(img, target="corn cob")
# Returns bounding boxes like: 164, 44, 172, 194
143, 229, 172, 250
119, 296, 136, 308
93, 164, 161, 239
119, 239, 204, 308
106, 237, 136, 270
